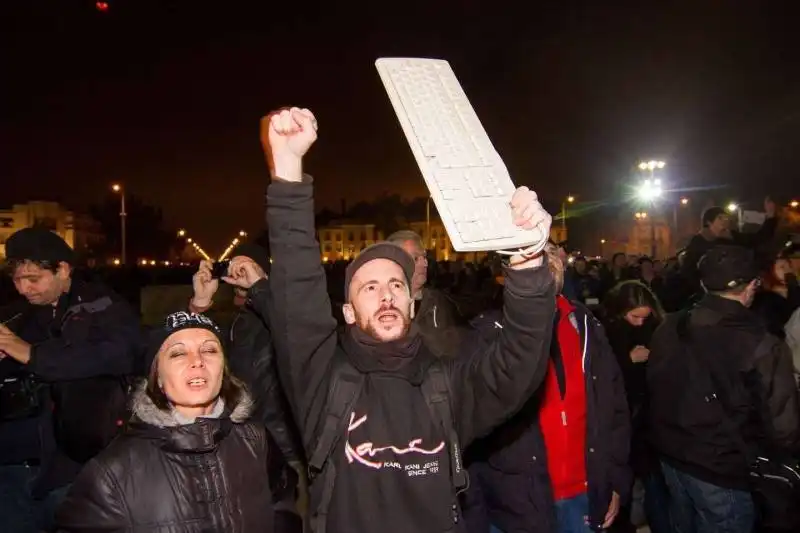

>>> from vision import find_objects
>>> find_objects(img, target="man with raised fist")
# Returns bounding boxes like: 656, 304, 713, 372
226, 107, 556, 533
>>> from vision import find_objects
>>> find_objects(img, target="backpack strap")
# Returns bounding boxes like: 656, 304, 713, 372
308, 356, 364, 533
421, 361, 469, 494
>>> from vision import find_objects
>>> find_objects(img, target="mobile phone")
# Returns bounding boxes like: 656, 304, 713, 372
211, 260, 231, 280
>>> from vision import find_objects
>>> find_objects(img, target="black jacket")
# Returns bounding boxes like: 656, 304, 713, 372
262, 178, 555, 533
227, 301, 303, 463
55, 384, 274, 532
463, 302, 631, 533
751, 284, 800, 340
601, 316, 659, 476
647, 294, 800, 489
680, 219, 777, 291
414, 286, 464, 359
0, 279, 140, 493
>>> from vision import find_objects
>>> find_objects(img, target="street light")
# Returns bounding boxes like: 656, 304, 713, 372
111, 184, 127, 265
637, 160, 666, 258
726, 203, 739, 213
561, 195, 575, 239
681, 197, 689, 205
638, 160, 666, 171
790, 200, 799, 209
636, 179, 663, 203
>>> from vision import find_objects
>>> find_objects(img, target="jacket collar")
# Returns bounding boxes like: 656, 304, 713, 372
128, 382, 253, 453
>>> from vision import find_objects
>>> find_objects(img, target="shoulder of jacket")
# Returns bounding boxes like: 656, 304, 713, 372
235, 421, 268, 442
753, 332, 784, 360
87, 435, 148, 486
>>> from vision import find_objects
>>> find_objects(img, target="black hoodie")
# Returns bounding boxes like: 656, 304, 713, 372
257, 177, 555, 533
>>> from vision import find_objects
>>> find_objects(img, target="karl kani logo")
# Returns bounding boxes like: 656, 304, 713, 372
344, 412, 445, 469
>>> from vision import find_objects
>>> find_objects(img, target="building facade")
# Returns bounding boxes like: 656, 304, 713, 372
318, 218, 564, 263
0, 201, 103, 260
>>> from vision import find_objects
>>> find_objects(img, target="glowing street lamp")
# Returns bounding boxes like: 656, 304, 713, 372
561, 195, 575, 236
638, 160, 666, 171
636, 179, 663, 203
111, 183, 127, 265
726, 203, 739, 213
790, 200, 799, 209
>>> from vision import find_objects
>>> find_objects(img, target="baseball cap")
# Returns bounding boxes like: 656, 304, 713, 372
698, 245, 758, 291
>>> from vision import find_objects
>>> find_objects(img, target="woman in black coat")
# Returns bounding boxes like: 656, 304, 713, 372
56, 312, 275, 532
600, 281, 669, 533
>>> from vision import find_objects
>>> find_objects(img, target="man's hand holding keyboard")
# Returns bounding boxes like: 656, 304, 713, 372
261, 107, 318, 182
507, 186, 551, 270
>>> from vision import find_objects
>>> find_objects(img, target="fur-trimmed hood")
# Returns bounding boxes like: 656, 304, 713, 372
130, 381, 254, 428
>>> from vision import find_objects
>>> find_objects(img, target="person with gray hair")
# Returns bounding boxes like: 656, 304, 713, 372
386, 230, 462, 357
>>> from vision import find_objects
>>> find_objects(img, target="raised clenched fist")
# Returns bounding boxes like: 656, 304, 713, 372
260, 107, 318, 182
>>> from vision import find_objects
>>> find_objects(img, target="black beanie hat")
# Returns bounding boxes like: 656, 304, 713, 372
701, 206, 727, 228
143, 312, 226, 373
5, 227, 75, 265
229, 243, 270, 275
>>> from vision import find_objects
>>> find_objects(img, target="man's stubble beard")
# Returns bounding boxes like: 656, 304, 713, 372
355, 306, 412, 342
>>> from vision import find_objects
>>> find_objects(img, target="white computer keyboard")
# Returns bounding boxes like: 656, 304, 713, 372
375, 57, 545, 252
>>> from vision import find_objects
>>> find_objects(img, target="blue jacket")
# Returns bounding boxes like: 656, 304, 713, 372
462, 301, 631, 533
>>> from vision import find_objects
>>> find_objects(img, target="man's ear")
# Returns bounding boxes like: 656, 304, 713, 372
56, 261, 72, 281
342, 303, 356, 325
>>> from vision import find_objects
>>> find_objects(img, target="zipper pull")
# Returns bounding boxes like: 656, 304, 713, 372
561, 411, 567, 426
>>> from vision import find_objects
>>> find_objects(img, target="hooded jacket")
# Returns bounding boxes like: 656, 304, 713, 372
55, 383, 274, 532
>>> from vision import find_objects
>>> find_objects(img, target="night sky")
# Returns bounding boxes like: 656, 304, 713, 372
2, 1, 799, 254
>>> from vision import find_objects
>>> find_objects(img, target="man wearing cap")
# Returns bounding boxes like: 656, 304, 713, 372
0, 227, 140, 533
225, 107, 555, 533
680, 198, 777, 296
647, 245, 800, 532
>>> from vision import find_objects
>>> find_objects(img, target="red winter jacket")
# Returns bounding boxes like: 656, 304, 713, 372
539, 295, 588, 500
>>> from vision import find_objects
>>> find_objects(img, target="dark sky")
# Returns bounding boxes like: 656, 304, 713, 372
2, 1, 799, 254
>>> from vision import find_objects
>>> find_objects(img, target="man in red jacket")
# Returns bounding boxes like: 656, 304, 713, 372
465, 244, 631, 533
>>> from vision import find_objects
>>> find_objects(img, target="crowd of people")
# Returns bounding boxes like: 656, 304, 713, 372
1, 107, 799, 533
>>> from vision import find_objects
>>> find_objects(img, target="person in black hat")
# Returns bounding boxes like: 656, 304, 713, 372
221, 106, 557, 533
0, 227, 140, 533
56, 311, 280, 532
647, 244, 800, 532
680, 198, 778, 297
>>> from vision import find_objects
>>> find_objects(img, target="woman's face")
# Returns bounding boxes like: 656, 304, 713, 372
773, 259, 793, 284
624, 306, 652, 327
156, 328, 224, 414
